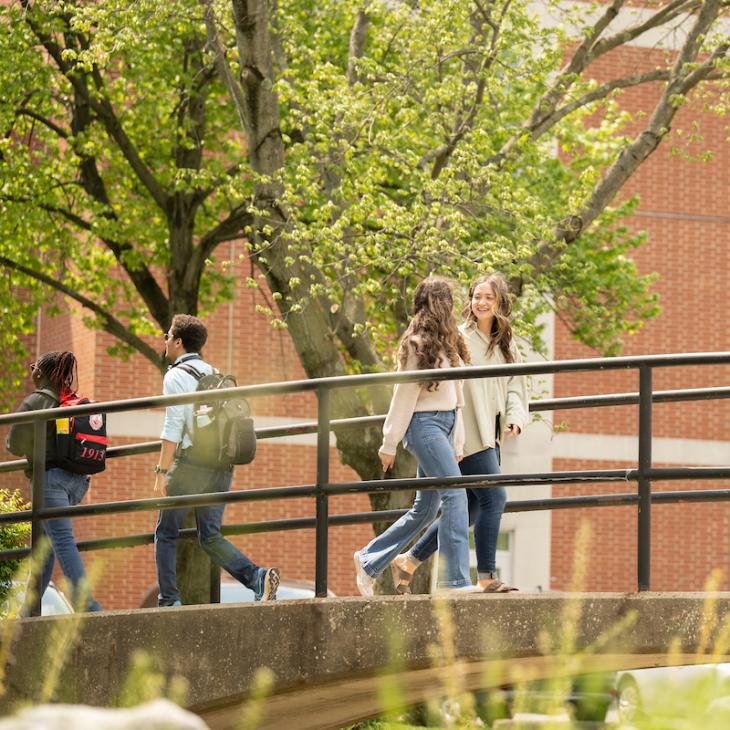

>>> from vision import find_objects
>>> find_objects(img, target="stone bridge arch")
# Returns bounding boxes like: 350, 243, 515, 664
3, 594, 730, 729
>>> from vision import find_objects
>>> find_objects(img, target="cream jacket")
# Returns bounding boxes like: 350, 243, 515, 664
460, 322, 529, 457
380, 338, 465, 457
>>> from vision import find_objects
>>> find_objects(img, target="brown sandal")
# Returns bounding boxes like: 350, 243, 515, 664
390, 556, 415, 595
481, 572, 518, 593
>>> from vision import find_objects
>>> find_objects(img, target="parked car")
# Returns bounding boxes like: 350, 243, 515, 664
219, 576, 335, 602
40, 581, 75, 615
139, 577, 335, 607
3, 581, 74, 616
487, 672, 614, 724
612, 663, 730, 724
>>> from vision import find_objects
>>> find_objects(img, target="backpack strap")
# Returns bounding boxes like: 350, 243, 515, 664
169, 360, 205, 450
174, 363, 204, 381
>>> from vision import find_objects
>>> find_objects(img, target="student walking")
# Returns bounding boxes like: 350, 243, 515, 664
6, 351, 102, 612
391, 273, 529, 593
353, 278, 472, 596
153, 314, 279, 606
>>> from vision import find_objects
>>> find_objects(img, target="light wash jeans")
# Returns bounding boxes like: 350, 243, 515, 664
359, 410, 471, 589
410, 447, 506, 575
40, 468, 102, 612
154, 458, 259, 606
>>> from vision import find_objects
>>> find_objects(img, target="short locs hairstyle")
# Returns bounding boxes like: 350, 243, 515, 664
170, 314, 208, 353
35, 351, 77, 396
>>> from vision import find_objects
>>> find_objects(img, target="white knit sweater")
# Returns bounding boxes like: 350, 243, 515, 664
379, 338, 465, 457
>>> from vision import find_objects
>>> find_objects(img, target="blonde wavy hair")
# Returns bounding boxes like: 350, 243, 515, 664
398, 277, 470, 390
463, 273, 514, 363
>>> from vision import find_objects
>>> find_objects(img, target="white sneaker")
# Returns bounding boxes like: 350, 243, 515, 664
353, 551, 375, 597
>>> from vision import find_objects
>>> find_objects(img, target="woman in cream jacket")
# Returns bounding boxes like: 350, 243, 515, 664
391, 273, 529, 593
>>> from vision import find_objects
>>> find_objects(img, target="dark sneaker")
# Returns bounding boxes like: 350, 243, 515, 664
254, 567, 280, 601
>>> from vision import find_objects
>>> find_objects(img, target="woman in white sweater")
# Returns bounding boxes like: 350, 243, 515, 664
391, 273, 529, 593
353, 278, 473, 596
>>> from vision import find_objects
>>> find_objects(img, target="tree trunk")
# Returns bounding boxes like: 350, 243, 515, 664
176, 514, 218, 604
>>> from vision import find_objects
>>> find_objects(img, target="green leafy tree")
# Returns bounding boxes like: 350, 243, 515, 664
0, 0, 727, 592
0, 489, 30, 605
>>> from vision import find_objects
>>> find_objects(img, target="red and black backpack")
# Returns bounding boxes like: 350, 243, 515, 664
38, 389, 108, 475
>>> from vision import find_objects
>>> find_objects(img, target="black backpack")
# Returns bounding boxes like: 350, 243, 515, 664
173, 364, 256, 468
38, 389, 108, 475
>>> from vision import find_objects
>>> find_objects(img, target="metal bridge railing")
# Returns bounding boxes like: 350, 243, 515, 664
0, 351, 729, 614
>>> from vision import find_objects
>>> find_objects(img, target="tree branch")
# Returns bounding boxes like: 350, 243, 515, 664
518, 0, 727, 288
196, 204, 254, 261
423, 1, 511, 177
347, 5, 371, 85
498, 0, 700, 161
20, 2, 169, 211
15, 108, 69, 139
531, 69, 672, 139
201, 0, 252, 136
0, 254, 163, 370
591, 0, 701, 59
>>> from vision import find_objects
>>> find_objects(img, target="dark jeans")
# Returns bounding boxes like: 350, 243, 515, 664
410, 447, 506, 575
40, 468, 102, 612
154, 458, 259, 606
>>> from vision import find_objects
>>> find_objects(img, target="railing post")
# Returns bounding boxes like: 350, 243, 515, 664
637, 365, 653, 591
315, 386, 330, 597
30, 419, 47, 617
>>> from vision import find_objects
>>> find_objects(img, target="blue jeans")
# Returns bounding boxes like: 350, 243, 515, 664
40, 468, 102, 612
154, 458, 259, 606
410, 447, 506, 575
359, 410, 471, 589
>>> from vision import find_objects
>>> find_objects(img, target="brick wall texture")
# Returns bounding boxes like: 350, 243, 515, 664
551, 44, 730, 591
1, 39, 729, 606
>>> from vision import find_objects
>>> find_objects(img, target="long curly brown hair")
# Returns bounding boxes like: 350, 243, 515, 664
463, 273, 514, 363
398, 278, 470, 391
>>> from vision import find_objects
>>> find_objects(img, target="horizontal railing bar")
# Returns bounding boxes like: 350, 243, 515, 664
0, 469, 637, 526
2, 463, 728, 527
0, 484, 320, 525
324, 470, 636, 496
530, 386, 730, 412
1, 352, 728, 427
5, 487, 730, 562
3, 385, 728, 475
0, 511, 414, 560
646, 467, 730, 480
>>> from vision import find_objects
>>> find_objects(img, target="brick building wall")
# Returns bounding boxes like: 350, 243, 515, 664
550, 41, 730, 591
0, 243, 376, 609
2, 9, 729, 606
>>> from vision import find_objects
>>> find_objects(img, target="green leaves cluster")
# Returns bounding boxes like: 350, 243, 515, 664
1, 0, 714, 403
0, 489, 30, 605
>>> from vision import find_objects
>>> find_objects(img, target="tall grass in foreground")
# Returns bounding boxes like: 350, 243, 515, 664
4, 520, 730, 729
351, 521, 730, 730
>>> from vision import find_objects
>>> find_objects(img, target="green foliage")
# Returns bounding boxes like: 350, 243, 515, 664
0, 489, 30, 604
2, 0, 721, 404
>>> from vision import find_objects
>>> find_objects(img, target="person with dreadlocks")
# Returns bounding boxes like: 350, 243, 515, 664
7, 351, 102, 612
353, 277, 473, 596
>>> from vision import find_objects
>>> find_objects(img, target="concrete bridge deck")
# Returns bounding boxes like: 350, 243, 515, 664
3, 593, 730, 729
